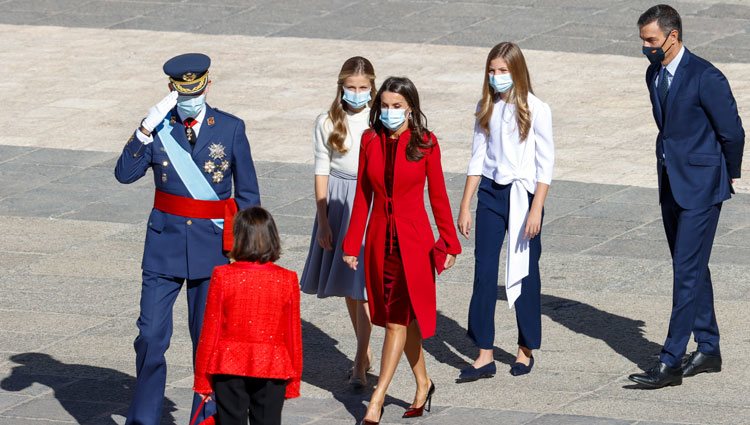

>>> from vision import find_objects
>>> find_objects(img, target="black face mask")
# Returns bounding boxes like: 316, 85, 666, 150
642, 34, 674, 64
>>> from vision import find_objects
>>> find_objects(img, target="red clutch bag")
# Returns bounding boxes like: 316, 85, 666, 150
431, 238, 448, 275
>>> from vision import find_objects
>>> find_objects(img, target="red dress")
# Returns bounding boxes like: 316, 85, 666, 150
193, 261, 303, 399
343, 129, 461, 338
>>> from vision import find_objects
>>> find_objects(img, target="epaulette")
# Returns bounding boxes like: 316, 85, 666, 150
211, 107, 243, 123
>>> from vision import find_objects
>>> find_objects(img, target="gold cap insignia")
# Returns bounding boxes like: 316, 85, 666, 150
169, 71, 209, 95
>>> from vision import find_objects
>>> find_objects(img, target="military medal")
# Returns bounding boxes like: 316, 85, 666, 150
208, 143, 226, 160
203, 143, 228, 183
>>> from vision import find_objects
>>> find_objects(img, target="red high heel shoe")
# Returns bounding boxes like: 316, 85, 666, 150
402, 381, 435, 418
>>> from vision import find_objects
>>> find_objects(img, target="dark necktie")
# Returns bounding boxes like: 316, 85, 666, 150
184, 118, 197, 148
659, 67, 670, 108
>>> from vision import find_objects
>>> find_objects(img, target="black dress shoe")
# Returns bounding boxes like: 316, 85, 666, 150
628, 362, 682, 389
682, 351, 722, 377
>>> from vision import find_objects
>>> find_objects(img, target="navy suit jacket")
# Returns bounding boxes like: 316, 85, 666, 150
646, 48, 744, 209
115, 105, 261, 279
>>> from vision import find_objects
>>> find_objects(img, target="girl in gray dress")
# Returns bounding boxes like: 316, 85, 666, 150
300, 56, 377, 387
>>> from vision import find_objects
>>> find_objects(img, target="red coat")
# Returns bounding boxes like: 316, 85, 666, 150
193, 262, 302, 399
343, 129, 461, 339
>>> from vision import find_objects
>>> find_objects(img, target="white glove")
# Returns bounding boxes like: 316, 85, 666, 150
141, 91, 178, 133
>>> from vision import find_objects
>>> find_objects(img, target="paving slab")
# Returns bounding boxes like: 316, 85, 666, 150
3, 2, 750, 423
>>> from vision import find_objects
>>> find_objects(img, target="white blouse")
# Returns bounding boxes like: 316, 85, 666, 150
313, 107, 370, 176
467, 93, 555, 308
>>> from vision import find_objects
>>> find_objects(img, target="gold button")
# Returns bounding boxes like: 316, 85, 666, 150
162, 160, 169, 167
186, 220, 193, 225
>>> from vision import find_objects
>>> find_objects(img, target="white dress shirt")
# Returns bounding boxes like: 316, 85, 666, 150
655, 45, 685, 89
467, 93, 555, 308
136, 107, 206, 145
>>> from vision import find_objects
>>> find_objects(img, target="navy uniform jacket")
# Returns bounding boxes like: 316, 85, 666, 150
647, 48, 745, 209
115, 105, 261, 279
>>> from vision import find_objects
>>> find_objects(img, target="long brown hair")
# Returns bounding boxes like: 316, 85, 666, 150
229, 207, 281, 264
370, 76, 432, 162
476, 42, 533, 141
327, 56, 377, 154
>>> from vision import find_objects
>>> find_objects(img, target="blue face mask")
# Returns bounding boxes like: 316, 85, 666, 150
380, 108, 407, 131
177, 93, 206, 118
342, 88, 371, 109
489, 73, 513, 93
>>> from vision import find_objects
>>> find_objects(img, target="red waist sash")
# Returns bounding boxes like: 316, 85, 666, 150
153, 190, 238, 252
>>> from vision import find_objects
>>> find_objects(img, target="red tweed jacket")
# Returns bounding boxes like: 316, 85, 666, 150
193, 261, 302, 398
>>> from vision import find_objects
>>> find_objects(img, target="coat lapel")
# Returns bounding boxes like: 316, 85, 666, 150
663, 48, 691, 124
192, 105, 216, 157
647, 65, 663, 129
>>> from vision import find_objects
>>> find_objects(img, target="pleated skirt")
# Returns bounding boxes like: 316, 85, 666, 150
300, 169, 367, 300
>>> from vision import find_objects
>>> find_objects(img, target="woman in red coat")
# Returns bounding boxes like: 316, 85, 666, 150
194, 207, 302, 425
343, 77, 461, 424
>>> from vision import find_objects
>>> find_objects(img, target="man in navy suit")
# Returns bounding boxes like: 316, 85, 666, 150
629, 5, 744, 389
115, 53, 260, 423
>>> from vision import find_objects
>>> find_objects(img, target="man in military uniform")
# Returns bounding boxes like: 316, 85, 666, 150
115, 53, 260, 424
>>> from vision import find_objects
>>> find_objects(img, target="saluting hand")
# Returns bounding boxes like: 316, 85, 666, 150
343, 255, 358, 270
141, 91, 179, 135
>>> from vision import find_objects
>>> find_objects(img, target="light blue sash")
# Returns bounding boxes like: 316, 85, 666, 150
157, 118, 223, 229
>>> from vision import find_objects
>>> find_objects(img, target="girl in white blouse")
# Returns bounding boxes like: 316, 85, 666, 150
456, 42, 554, 380
300, 57, 376, 387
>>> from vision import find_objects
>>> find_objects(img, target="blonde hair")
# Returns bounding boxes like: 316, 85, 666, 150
476, 42, 533, 142
327, 56, 377, 154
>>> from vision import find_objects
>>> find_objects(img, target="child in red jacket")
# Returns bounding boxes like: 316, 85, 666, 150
194, 207, 302, 425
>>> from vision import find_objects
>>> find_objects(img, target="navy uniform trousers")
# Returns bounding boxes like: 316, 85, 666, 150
467, 176, 542, 350
126, 271, 216, 425
659, 170, 722, 368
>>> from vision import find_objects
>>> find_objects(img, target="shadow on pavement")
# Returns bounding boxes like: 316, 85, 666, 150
424, 285, 661, 375
423, 311, 515, 372
301, 320, 409, 422
0, 352, 177, 424
538, 292, 662, 369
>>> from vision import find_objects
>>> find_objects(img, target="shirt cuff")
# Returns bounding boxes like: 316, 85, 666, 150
135, 128, 153, 145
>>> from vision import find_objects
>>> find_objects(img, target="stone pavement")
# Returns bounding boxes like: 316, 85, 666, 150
2, 1, 750, 424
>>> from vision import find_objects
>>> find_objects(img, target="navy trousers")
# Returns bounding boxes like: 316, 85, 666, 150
659, 171, 722, 368
125, 270, 216, 425
467, 177, 542, 350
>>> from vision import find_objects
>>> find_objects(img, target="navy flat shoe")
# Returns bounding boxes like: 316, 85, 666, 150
509, 356, 534, 376
456, 362, 496, 382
